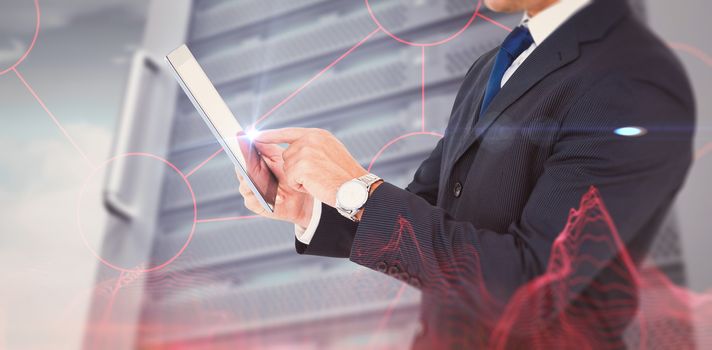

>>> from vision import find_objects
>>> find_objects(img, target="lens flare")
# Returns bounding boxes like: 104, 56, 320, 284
614, 126, 647, 137
246, 128, 260, 141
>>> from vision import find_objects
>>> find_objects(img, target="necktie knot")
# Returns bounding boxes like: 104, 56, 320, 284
501, 26, 534, 59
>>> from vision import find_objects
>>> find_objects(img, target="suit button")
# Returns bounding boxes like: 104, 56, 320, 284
397, 272, 410, 282
387, 265, 400, 276
409, 277, 421, 288
376, 261, 388, 272
453, 182, 463, 198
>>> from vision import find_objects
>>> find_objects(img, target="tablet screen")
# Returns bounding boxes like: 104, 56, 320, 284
166, 45, 277, 212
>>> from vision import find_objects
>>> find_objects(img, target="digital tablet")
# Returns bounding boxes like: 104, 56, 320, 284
166, 44, 277, 213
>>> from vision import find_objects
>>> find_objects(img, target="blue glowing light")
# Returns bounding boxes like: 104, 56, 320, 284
614, 126, 647, 137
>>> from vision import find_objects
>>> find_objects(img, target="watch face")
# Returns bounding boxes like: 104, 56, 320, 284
337, 180, 369, 210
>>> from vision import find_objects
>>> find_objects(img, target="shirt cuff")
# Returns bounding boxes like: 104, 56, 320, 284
294, 197, 322, 245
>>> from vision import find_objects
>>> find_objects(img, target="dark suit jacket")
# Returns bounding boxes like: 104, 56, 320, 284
296, 0, 695, 347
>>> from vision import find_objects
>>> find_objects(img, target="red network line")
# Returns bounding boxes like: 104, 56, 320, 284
185, 147, 223, 178
476, 13, 513, 32
696, 141, 712, 160
13, 68, 95, 168
365, 0, 482, 47
367, 131, 444, 172
251, 27, 382, 128
421, 46, 426, 132
187, 28, 381, 181
195, 215, 260, 224
365, 283, 408, 347
93, 271, 126, 349
3, 0, 94, 168
668, 42, 712, 67
76, 153, 197, 273
0, 0, 40, 76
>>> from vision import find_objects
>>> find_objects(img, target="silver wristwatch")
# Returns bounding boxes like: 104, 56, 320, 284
335, 173, 382, 222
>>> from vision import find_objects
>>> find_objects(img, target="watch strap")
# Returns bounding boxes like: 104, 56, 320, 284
355, 173, 381, 188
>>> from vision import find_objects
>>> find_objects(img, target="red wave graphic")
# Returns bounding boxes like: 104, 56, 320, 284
82, 187, 712, 349
491, 186, 710, 349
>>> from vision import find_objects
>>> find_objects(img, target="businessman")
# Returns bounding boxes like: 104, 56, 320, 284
237, 0, 695, 347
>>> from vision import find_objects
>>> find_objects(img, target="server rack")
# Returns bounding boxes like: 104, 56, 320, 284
85, 1, 685, 349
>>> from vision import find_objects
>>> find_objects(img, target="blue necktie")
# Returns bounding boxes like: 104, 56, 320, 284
480, 26, 534, 115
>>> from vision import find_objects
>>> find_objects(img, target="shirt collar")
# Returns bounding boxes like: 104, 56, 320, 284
522, 0, 592, 46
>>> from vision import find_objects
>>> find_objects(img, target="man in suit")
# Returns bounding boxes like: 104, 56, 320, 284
237, 0, 695, 347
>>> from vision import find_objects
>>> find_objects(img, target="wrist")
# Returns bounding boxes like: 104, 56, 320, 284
296, 198, 313, 228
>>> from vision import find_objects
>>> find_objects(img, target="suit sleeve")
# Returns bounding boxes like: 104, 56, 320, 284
349, 76, 694, 297
295, 138, 446, 257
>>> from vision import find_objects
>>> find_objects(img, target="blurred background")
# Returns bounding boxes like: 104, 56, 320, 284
0, 0, 710, 349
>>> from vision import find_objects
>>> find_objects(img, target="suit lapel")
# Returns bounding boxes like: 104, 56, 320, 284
450, 26, 580, 166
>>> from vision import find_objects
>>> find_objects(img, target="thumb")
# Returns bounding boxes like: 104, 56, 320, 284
255, 146, 287, 182
262, 156, 287, 182
253, 141, 284, 162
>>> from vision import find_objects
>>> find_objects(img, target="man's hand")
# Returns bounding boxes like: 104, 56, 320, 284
235, 134, 313, 228
254, 128, 368, 207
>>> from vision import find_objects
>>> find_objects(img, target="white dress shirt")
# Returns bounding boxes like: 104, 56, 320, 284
295, 197, 322, 244
295, 0, 592, 245
501, 0, 591, 87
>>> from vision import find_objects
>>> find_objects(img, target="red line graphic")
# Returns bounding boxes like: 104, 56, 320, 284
0, 0, 40, 76
185, 28, 381, 179
195, 215, 260, 224
477, 13, 513, 32
252, 27, 381, 127
101, 271, 125, 323
77, 153, 197, 273
185, 147, 224, 178
13, 68, 94, 168
696, 141, 712, 160
368, 131, 443, 172
93, 271, 126, 349
668, 42, 712, 67
421, 46, 426, 132
365, 0, 482, 47
369, 283, 407, 345
184, 28, 382, 179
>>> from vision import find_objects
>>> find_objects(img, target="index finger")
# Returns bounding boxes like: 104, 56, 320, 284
253, 127, 310, 144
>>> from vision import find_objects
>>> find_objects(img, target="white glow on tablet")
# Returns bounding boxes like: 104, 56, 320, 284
246, 128, 260, 141
614, 126, 647, 137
